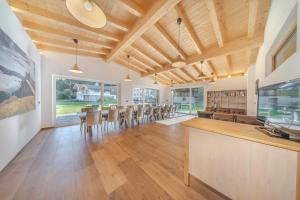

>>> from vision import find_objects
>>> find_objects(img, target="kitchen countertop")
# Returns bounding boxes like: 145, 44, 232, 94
182, 118, 300, 152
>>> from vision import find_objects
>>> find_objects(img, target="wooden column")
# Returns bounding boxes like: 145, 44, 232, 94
184, 127, 190, 186
297, 152, 300, 200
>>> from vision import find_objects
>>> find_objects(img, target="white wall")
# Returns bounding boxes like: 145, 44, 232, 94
247, 0, 300, 115
41, 52, 168, 128
0, 1, 41, 171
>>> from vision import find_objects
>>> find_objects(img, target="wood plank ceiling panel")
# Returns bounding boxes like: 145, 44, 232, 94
181, 0, 218, 49
158, 9, 198, 56
221, 0, 248, 40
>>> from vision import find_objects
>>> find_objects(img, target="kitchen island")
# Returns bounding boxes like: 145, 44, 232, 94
182, 118, 300, 200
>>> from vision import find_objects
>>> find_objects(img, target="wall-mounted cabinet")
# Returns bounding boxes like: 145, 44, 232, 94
206, 90, 247, 114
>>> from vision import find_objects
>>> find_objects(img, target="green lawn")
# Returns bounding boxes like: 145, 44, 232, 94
56, 100, 98, 115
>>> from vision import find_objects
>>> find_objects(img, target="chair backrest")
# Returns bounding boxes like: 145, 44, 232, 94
102, 106, 110, 110
110, 105, 117, 110
82, 107, 93, 113
213, 113, 234, 122
117, 106, 125, 110
98, 111, 103, 124
149, 107, 154, 115
108, 109, 118, 122
236, 115, 261, 125
137, 105, 144, 117
125, 107, 133, 120
86, 111, 100, 126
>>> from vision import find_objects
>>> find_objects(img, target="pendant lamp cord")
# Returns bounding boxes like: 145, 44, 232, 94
177, 18, 182, 52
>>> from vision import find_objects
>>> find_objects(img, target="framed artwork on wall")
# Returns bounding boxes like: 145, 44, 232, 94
0, 28, 36, 120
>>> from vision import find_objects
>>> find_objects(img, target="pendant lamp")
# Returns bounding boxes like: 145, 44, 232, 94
172, 18, 186, 68
69, 39, 83, 74
124, 55, 132, 82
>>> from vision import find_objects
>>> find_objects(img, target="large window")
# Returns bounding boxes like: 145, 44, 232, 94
133, 88, 143, 104
191, 87, 204, 113
56, 78, 102, 116
172, 87, 204, 114
55, 76, 119, 118
133, 88, 159, 106
144, 88, 159, 106
103, 83, 118, 106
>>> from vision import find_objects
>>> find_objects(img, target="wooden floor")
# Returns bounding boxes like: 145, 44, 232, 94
0, 122, 228, 200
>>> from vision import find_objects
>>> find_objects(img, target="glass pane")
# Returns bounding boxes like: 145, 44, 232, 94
274, 29, 297, 69
56, 78, 101, 116
191, 88, 204, 113
173, 88, 190, 113
103, 84, 118, 106
144, 88, 158, 106
133, 88, 143, 104
258, 79, 300, 130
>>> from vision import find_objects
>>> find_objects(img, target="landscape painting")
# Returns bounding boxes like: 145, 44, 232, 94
0, 28, 35, 120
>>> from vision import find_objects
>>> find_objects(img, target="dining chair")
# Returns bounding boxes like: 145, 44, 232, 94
80, 107, 93, 131
136, 105, 144, 124
106, 109, 119, 130
85, 110, 100, 135
124, 107, 134, 127
155, 106, 161, 120
145, 106, 154, 121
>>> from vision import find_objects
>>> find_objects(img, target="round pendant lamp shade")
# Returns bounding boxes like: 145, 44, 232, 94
69, 64, 83, 74
66, 0, 106, 28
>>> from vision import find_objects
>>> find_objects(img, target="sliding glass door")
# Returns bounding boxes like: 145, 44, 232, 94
172, 87, 204, 114
55, 76, 119, 126
103, 83, 118, 106
191, 87, 204, 114
133, 87, 159, 106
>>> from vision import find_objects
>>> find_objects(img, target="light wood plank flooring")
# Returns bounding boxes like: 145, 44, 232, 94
0, 122, 228, 200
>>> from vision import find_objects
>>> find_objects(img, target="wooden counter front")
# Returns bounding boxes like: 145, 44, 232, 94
182, 118, 300, 152
182, 118, 300, 199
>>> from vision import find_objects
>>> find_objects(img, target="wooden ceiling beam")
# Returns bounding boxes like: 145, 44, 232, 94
9, 0, 121, 42
204, 0, 225, 47
170, 71, 189, 83
106, 0, 181, 62
248, 0, 259, 38
105, 13, 130, 32
141, 34, 264, 76
114, 59, 143, 75
155, 23, 187, 59
36, 44, 106, 58
175, 3, 204, 54
142, 35, 173, 63
192, 64, 202, 76
206, 61, 218, 76
157, 74, 171, 84
180, 68, 197, 82
29, 31, 108, 55
186, 33, 263, 65
116, 57, 147, 73
163, 72, 183, 84
119, 0, 145, 17
150, 75, 168, 85
130, 44, 163, 67
22, 20, 114, 49
225, 55, 232, 75
126, 53, 155, 70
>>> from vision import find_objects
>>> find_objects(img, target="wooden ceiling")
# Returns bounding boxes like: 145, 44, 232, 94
9, 0, 271, 85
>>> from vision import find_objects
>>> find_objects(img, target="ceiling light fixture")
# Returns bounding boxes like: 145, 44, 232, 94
209, 73, 216, 84
124, 55, 132, 82
172, 18, 186, 68
154, 73, 158, 84
69, 39, 83, 74
66, 0, 106, 28
170, 80, 174, 88
198, 60, 206, 78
